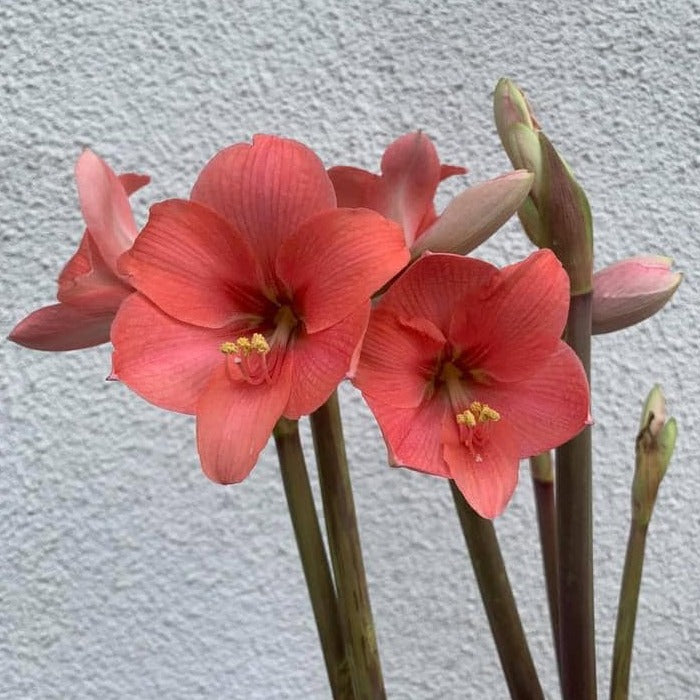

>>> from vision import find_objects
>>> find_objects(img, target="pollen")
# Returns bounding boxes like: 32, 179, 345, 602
220, 333, 270, 356
455, 401, 501, 427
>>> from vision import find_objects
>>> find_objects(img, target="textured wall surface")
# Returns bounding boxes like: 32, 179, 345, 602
2, 1, 699, 697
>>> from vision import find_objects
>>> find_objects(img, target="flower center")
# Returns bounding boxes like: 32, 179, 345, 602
454, 401, 500, 464
218, 305, 299, 386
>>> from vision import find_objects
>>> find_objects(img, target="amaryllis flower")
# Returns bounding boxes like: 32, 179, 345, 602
111, 135, 409, 483
328, 131, 533, 257
9, 151, 149, 351
353, 249, 590, 518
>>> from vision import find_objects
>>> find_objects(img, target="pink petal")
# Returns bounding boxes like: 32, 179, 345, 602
190, 135, 337, 274
362, 393, 452, 477
439, 164, 468, 181
445, 418, 521, 519
379, 132, 442, 245
111, 293, 244, 414
592, 256, 682, 334
327, 166, 381, 209
284, 305, 370, 419
449, 249, 569, 382
118, 173, 150, 196
474, 343, 590, 457
196, 361, 292, 484
276, 208, 409, 333
411, 171, 534, 256
8, 303, 114, 351
57, 230, 131, 312
75, 150, 140, 275
120, 199, 269, 328
377, 253, 499, 335
354, 309, 445, 409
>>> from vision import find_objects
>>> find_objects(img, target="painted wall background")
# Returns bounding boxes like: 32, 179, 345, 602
2, 1, 699, 697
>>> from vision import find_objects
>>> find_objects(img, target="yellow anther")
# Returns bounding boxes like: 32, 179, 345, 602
220, 334, 270, 356
250, 333, 270, 354
456, 401, 501, 428
456, 410, 477, 427
220, 341, 239, 354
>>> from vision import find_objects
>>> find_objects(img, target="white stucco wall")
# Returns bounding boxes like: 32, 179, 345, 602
2, 1, 699, 697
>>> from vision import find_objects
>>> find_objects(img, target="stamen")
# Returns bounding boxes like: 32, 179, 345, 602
455, 401, 500, 428
220, 334, 270, 357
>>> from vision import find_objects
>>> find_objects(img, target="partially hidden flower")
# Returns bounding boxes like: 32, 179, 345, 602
353, 249, 590, 518
328, 131, 533, 257
111, 135, 409, 484
592, 256, 682, 335
9, 150, 149, 351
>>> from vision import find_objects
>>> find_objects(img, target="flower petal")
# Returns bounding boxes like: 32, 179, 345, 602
592, 255, 682, 334
474, 343, 590, 456
444, 417, 521, 519
439, 164, 468, 181
118, 173, 150, 196
379, 132, 442, 245
120, 199, 269, 328
75, 149, 140, 275
190, 135, 337, 273
327, 166, 381, 209
411, 171, 533, 256
354, 309, 445, 408
276, 208, 409, 333
362, 393, 452, 477
377, 253, 499, 335
196, 361, 292, 484
449, 249, 569, 382
8, 303, 114, 351
57, 230, 131, 312
284, 304, 370, 419
111, 293, 243, 414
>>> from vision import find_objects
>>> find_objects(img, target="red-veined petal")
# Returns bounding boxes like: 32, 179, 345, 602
111, 293, 245, 414
445, 417, 521, 519
327, 166, 381, 209
354, 309, 445, 409
190, 135, 336, 274
196, 360, 292, 484
120, 199, 269, 328
276, 208, 409, 333
284, 305, 370, 419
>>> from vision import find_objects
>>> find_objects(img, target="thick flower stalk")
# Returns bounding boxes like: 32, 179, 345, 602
9, 150, 149, 350
329, 131, 533, 258
111, 134, 409, 482
353, 249, 590, 518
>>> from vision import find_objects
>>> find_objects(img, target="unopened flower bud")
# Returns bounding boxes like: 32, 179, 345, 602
633, 385, 677, 525
410, 170, 533, 256
592, 256, 682, 334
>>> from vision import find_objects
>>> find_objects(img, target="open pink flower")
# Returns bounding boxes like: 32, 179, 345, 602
353, 249, 590, 518
9, 151, 149, 351
111, 135, 409, 484
328, 131, 533, 256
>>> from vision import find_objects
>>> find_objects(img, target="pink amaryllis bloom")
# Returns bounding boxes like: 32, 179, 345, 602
9, 151, 149, 351
353, 249, 590, 518
328, 131, 533, 257
111, 135, 409, 484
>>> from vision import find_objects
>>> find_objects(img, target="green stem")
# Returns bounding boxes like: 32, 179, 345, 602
530, 452, 561, 680
450, 481, 544, 700
556, 291, 596, 699
273, 418, 354, 699
310, 392, 385, 699
610, 519, 648, 699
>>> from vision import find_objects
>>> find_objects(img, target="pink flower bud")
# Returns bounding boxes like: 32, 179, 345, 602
592, 256, 682, 334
